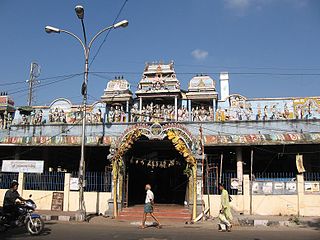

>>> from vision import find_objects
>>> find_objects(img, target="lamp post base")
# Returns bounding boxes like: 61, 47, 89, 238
75, 209, 86, 222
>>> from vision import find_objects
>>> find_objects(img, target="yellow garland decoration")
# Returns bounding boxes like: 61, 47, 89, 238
113, 129, 142, 165
167, 130, 196, 166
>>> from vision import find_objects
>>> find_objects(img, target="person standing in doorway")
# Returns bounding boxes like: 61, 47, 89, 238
218, 183, 233, 232
140, 184, 161, 229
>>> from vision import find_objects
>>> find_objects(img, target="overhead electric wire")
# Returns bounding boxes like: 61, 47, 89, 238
88, 70, 320, 76
89, 0, 129, 68
8, 73, 83, 96
0, 81, 26, 87
0, 73, 83, 88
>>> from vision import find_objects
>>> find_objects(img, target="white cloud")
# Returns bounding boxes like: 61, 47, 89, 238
291, 0, 309, 8
191, 49, 209, 60
224, 0, 251, 11
224, 0, 309, 15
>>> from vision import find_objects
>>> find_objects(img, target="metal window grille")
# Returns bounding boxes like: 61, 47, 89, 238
72, 172, 112, 192
24, 172, 65, 191
0, 172, 19, 189
254, 172, 296, 181
204, 172, 238, 195
304, 172, 320, 181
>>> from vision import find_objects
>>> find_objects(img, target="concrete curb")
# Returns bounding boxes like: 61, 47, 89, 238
39, 214, 317, 229
238, 218, 294, 227
40, 214, 74, 222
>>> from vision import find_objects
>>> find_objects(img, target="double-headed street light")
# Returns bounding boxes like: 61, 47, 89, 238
45, 5, 128, 221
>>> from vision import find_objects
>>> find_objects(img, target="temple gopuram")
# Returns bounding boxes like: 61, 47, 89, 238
0, 61, 319, 218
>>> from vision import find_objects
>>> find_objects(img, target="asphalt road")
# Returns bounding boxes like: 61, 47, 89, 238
1, 221, 319, 240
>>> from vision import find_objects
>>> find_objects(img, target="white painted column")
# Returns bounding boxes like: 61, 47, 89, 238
18, 172, 24, 197
139, 97, 142, 121
236, 147, 243, 195
174, 96, 178, 121
126, 100, 129, 123
212, 99, 216, 121
63, 173, 71, 211
236, 148, 243, 182
297, 174, 304, 216
188, 99, 192, 121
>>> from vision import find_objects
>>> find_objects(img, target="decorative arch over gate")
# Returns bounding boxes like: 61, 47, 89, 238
108, 123, 199, 219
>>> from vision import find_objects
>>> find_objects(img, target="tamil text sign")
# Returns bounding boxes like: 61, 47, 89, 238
1, 160, 44, 173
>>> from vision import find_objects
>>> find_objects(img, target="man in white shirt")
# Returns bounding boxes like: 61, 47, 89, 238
140, 184, 161, 229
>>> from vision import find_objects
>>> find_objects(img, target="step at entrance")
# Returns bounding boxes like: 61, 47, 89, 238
117, 204, 192, 222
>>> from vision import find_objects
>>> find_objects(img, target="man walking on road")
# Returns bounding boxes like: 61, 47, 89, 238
140, 184, 161, 229
218, 183, 233, 232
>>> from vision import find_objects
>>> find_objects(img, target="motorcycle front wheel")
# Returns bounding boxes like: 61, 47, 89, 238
26, 217, 44, 235
0, 224, 8, 233
0, 217, 9, 232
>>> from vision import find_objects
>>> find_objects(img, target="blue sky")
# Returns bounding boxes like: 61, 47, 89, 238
0, 0, 319, 106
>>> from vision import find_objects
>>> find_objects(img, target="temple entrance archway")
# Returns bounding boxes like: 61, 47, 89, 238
109, 123, 199, 219
126, 137, 188, 206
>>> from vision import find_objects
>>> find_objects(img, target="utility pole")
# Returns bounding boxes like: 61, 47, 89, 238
250, 148, 254, 215
27, 62, 40, 106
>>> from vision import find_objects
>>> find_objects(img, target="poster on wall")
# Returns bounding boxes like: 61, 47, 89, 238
252, 182, 260, 194
305, 182, 320, 193
262, 182, 273, 194
285, 182, 297, 193
230, 178, 239, 190
70, 178, 79, 191
273, 182, 285, 194
274, 182, 285, 190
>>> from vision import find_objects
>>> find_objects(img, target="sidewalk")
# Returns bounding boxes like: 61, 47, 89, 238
36, 210, 320, 230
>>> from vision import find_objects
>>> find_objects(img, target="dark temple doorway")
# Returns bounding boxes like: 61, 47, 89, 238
125, 137, 188, 206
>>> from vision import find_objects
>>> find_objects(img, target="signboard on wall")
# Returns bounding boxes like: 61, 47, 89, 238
1, 160, 44, 173
51, 192, 64, 211
70, 178, 79, 191
252, 181, 297, 195
285, 182, 297, 193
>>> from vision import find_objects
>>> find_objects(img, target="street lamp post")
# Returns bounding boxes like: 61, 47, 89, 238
45, 5, 128, 221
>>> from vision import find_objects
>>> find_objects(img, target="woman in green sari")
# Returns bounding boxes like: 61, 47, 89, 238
218, 183, 233, 231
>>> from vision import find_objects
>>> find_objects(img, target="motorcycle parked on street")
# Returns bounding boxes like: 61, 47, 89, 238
0, 195, 44, 235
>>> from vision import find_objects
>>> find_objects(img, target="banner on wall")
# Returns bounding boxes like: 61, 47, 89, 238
1, 160, 44, 173
296, 154, 305, 173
